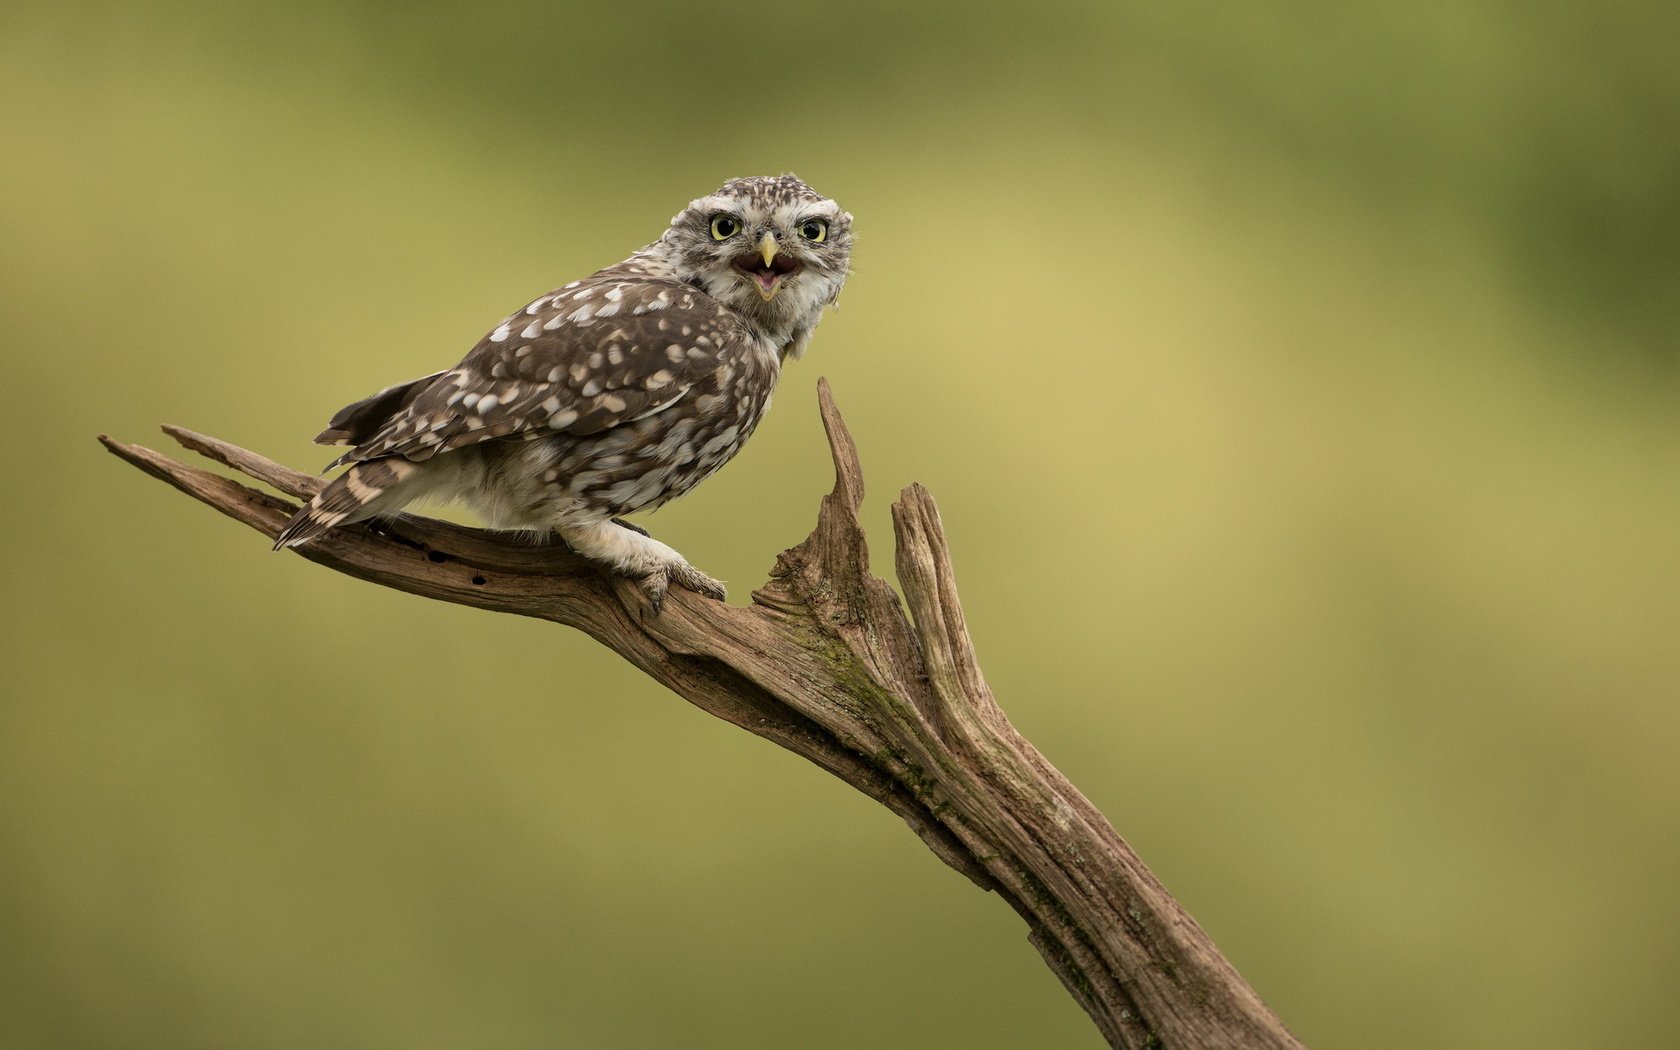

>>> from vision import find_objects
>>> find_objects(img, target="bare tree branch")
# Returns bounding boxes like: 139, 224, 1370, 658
100, 380, 1303, 1050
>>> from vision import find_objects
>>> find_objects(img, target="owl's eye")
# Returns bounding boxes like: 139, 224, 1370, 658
709, 214, 741, 240
796, 218, 828, 243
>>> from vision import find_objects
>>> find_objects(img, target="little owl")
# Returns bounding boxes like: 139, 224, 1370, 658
275, 174, 853, 611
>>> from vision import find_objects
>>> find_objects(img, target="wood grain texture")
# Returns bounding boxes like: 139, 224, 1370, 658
100, 379, 1303, 1049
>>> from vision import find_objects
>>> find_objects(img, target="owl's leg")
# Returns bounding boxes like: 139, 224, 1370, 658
558, 518, 726, 614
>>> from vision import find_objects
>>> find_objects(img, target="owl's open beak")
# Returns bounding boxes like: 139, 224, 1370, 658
733, 233, 799, 301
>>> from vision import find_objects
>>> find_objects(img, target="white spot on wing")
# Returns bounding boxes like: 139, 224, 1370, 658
631, 390, 686, 420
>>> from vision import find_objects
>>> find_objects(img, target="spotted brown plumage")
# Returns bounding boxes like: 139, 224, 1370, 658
275, 175, 853, 611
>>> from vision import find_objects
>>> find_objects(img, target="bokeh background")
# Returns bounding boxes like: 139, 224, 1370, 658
4, 1, 1677, 1046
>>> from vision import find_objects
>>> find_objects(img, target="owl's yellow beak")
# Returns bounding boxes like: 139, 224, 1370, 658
733, 233, 798, 301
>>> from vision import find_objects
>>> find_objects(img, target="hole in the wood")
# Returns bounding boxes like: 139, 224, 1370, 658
427, 550, 448, 563
471, 575, 487, 585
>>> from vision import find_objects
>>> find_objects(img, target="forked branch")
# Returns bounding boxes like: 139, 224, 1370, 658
101, 379, 1301, 1050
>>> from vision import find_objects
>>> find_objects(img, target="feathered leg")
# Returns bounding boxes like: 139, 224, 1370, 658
558, 518, 726, 613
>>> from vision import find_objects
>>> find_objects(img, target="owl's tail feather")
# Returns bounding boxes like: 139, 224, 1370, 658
274, 457, 420, 550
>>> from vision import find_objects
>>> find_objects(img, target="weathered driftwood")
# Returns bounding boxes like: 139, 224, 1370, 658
100, 379, 1301, 1050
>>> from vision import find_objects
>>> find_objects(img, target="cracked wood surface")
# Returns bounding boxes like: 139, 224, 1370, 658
101, 379, 1302, 1050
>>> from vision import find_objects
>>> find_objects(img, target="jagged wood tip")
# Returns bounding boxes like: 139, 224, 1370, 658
815, 375, 864, 514
161, 424, 323, 499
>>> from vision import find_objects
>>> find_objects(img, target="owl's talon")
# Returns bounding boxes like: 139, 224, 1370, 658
635, 560, 725, 617
640, 571, 670, 617
671, 561, 727, 603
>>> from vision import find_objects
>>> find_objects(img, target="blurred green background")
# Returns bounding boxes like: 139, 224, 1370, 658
4, 1, 1677, 1046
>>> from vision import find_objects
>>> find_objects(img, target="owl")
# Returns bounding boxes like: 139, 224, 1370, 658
275, 174, 853, 611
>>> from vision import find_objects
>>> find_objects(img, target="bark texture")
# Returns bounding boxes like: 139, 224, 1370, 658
101, 379, 1302, 1050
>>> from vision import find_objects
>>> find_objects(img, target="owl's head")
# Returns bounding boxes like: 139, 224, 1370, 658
659, 175, 852, 339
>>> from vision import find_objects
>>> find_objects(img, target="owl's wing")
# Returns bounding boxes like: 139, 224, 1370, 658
313, 370, 451, 447
320, 278, 747, 468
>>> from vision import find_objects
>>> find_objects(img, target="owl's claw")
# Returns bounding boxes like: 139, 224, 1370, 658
561, 520, 726, 618
639, 572, 669, 617
672, 560, 728, 603
637, 560, 727, 617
